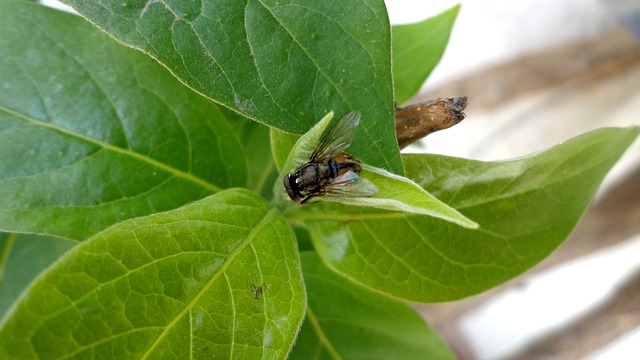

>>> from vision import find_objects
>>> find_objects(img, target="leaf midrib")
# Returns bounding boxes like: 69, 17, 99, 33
451, 153, 611, 211
0, 104, 222, 193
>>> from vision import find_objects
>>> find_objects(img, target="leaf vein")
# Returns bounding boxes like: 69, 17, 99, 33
305, 307, 343, 360
0, 104, 222, 193
141, 208, 279, 358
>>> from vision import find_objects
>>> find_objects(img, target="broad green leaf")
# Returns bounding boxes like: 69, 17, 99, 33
289, 252, 455, 360
392, 5, 460, 104
0, 2, 247, 240
0, 189, 306, 359
274, 112, 475, 228
60, 0, 404, 175
0, 233, 76, 318
303, 127, 640, 302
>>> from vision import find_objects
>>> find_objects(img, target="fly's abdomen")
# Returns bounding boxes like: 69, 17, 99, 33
329, 154, 361, 178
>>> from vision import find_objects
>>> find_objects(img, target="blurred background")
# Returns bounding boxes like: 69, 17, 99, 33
385, 0, 640, 359
40, 0, 640, 358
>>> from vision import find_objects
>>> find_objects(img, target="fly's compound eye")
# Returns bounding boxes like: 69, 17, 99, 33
283, 174, 303, 203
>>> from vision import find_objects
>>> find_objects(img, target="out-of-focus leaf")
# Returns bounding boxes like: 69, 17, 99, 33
0, 189, 306, 359
304, 127, 640, 302
0, 233, 76, 318
224, 108, 279, 199
271, 128, 300, 173
0, 2, 247, 240
289, 252, 455, 360
60, 0, 403, 174
392, 5, 460, 104
293, 226, 314, 253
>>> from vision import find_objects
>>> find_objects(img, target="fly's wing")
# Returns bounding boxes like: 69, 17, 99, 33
310, 111, 361, 161
322, 170, 378, 198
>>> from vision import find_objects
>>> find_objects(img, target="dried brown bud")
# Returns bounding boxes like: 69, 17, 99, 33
395, 96, 467, 149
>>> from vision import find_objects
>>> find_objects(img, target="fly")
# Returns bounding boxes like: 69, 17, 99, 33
283, 111, 378, 204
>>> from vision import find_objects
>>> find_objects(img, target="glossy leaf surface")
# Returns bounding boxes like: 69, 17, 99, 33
0, 189, 306, 359
304, 127, 640, 302
60, 0, 403, 174
392, 5, 460, 104
289, 252, 455, 360
0, 2, 246, 240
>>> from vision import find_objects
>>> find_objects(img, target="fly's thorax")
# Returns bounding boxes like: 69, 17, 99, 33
296, 163, 319, 189
316, 162, 332, 178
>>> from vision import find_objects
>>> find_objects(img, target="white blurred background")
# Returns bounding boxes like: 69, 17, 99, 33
385, 1, 640, 359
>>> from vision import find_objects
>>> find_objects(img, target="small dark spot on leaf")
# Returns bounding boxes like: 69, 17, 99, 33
251, 283, 267, 299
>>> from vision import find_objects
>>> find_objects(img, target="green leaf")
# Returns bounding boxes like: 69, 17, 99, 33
303, 127, 640, 302
392, 5, 460, 104
60, 0, 403, 175
0, 233, 76, 319
289, 252, 455, 360
0, 2, 247, 240
320, 165, 477, 228
0, 189, 306, 359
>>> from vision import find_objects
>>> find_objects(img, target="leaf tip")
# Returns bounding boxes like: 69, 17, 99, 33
460, 218, 480, 229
